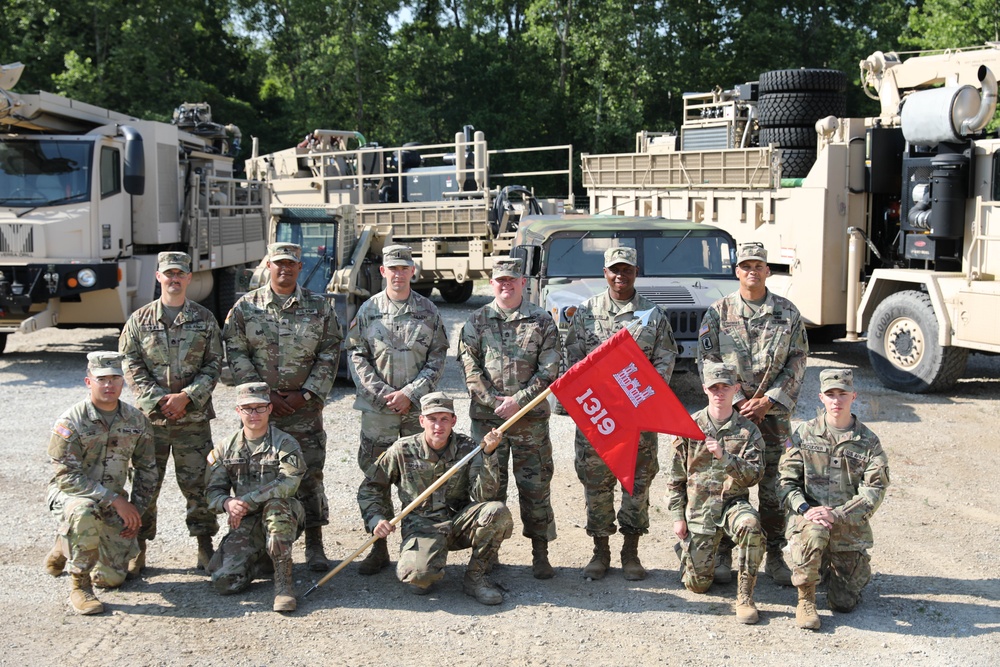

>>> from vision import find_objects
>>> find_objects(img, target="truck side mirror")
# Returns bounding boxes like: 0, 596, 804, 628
512, 244, 541, 276
119, 125, 145, 195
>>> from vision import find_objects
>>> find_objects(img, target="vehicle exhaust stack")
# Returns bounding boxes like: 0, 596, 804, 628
901, 64, 999, 147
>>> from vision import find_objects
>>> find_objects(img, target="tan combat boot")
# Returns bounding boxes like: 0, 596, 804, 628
357, 537, 390, 576
621, 534, 647, 581
531, 538, 554, 580
44, 537, 66, 577
69, 573, 104, 615
127, 539, 146, 579
765, 548, 793, 586
272, 559, 296, 612
196, 535, 214, 571
583, 536, 611, 580
795, 583, 822, 630
714, 548, 733, 584
463, 557, 503, 606
735, 572, 760, 624
304, 527, 331, 572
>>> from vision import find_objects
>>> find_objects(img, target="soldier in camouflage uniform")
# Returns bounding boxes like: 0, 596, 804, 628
347, 245, 449, 575
564, 245, 677, 581
44, 352, 157, 615
779, 369, 889, 630
223, 243, 342, 572
119, 251, 222, 575
358, 392, 512, 605
205, 382, 306, 612
668, 363, 765, 624
458, 257, 561, 579
697, 241, 808, 586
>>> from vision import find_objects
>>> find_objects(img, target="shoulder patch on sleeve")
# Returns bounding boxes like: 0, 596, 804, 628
53, 424, 73, 440
207, 450, 217, 465
699, 323, 710, 336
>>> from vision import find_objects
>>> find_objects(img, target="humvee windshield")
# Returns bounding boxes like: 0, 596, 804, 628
545, 229, 734, 277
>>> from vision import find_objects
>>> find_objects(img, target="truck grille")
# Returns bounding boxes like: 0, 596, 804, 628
0, 223, 34, 256
667, 309, 706, 337
638, 286, 696, 305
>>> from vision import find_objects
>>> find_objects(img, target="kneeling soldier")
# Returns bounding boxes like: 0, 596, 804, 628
205, 382, 306, 612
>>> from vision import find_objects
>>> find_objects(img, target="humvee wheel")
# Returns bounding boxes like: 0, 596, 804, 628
439, 280, 474, 304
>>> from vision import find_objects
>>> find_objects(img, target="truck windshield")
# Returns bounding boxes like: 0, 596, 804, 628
275, 220, 336, 293
0, 140, 92, 206
545, 230, 733, 277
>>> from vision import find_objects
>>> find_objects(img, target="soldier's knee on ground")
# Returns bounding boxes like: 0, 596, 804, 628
828, 583, 861, 612
398, 562, 445, 588
212, 571, 250, 595
91, 564, 127, 589
683, 569, 714, 593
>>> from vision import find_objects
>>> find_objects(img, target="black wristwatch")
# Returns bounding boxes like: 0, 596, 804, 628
796, 502, 810, 515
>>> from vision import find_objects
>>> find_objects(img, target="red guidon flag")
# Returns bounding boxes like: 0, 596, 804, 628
551, 326, 705, 495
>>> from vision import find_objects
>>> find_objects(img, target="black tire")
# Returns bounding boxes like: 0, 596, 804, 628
760, 126, 817, 148
866, 290, 969, 393
758, 92, 846, 127
200, 267, 239, 325
759, 69, 847, 94
777, 148, 817, 178
413, 286, 433, 298
0, 332, 7, 355
439, 280, 474, 304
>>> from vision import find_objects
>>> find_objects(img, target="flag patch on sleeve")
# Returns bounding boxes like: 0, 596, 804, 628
53, 424, 73, 440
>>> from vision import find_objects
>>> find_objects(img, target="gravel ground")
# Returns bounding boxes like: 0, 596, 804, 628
1, 284, 998, 666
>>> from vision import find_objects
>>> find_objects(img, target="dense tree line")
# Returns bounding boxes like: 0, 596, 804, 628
1, 0, 991, 176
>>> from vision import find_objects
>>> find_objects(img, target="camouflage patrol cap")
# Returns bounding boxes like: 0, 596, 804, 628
420, 392, 455, 415
737, 242, 767, 265
87, 351, 124, 377
157, 251, 191, 273
604, 246, 638, 268
382, 244, 415, 267
492, 257, 523, 279
819, 369, 854, 392
268, 242, 302, 263
702, 362, 738, 387
236, 382, 272, 406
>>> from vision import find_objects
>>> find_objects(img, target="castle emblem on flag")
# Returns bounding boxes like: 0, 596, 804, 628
613, 362, 655, 408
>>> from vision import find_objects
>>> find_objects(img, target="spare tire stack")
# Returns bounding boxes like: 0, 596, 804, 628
757, 68, 847, 178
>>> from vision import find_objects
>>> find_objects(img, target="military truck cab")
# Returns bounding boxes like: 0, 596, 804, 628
512, 215, 739, 369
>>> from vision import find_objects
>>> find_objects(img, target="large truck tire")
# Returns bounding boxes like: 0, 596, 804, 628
777, 148, 818, 178
203, 267, 239, 325
866, 290, 968, 393
760, 126, 817, 148
758, 92, 846, 127
0, 332, 7, 355
759, 69, 847, 94
439, 280, 474, 304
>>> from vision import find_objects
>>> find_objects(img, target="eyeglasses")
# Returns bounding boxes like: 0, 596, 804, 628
238, 405, 270, 414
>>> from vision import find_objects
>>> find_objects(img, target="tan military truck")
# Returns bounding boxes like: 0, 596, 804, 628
0, 63, 266, 354
581, 45, 1000, 393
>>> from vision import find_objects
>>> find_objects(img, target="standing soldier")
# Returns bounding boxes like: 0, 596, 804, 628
697, 241, 808, 586
458, 257, 561, 578
205, 382, 306, 612
119, 251, 222, 575
564, 245, 677, 580
668, 363, 766, 624
44, 352, 157, 615
347, 244, 449, 575
223, 242, 342, 572
358, 392, 512, 604
779, 369, 889, 630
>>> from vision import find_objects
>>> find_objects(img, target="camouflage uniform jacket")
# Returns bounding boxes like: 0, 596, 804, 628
458, 298, 562, 420
347, 290, 448, 413
358, 432, 501, 537
119, 298, 223, 424
223, 285, 342, 400
564, 289, 677, 383
778, 412, 890, 551
205, 425, 305, 515
667, 408, 765, 534
47, 399, 157, 515
697, 290, 808, 412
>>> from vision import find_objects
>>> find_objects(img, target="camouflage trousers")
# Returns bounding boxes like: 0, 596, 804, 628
786, 515, 872, 612
396, 501, 513, 588
758, 413, 792, 551
140, 420, 217, 542
574, 429, 659, 537
49, 494, 139, 589
679, 499, 764, 593
471, 417, 556, 542
208, 498, 304, 595
358, 410, 422, 522
272, 401, 328, 528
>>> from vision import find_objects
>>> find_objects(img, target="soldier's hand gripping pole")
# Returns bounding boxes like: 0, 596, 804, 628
302, 388, 553, 599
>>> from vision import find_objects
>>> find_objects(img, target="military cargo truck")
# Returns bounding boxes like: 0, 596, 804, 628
0, 62, 266, 354
582, 45, 1000, 393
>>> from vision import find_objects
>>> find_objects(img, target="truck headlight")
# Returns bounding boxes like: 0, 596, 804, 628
77, 269, 98, 288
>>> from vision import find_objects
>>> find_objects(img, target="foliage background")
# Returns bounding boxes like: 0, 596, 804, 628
0, 0, 988, 180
